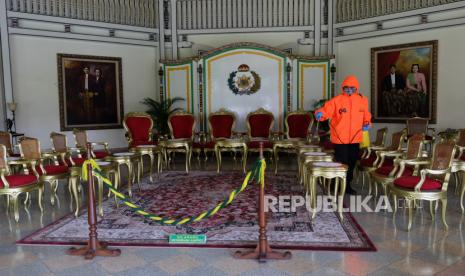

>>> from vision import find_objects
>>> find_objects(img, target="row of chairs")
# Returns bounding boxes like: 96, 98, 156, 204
0, 130, 116, 222
357, 127, 465, 230
123, 108, 329, 174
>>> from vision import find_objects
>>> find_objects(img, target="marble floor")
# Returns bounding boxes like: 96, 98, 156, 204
1, 155, 465, 276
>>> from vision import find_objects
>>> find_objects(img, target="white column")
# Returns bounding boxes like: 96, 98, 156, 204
314, 0, 321, 55
0, 0, 11, 129
328, 0, 334, 55
158, 0, 165, 59
170, 0, 178, 59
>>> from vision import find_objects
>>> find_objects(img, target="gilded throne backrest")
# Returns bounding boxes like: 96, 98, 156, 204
208, 109, 235, 140
285, 111, 313, 139
247, 108, 274, 139
168, 111, 196, 139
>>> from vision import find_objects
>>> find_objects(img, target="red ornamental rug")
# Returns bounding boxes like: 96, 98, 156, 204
18, 171, 376, 251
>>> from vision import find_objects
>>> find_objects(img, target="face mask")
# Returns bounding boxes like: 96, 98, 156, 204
343, 86, 357, 95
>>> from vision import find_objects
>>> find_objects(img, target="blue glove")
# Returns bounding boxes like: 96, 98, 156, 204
315, 112, 323, 121
362, 124, 371, 131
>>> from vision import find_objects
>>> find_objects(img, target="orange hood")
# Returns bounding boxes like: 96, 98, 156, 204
341, 75, 360, 95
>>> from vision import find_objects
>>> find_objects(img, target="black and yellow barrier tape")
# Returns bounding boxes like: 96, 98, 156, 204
81, 158, 266, 225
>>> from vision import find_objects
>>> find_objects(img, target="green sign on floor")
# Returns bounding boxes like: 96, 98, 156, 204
169, 234, 207, 244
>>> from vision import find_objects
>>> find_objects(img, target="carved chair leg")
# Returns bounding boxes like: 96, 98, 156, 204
12, 194, 20, 222
392, 193, 398, 219
441, 198, 448, 230
407, 199, 413, 231
49, 180, 58, 206
71, 177, 80, 217
429, 201, 435, 220
38, 184, 44, 213
460, 172, 465, 213
149, 153, 154, 183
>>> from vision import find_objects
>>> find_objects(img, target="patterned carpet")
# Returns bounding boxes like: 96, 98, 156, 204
18, 171, 375, 251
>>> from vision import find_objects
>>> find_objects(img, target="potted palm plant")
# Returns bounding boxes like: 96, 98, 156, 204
141, 97, 185, 138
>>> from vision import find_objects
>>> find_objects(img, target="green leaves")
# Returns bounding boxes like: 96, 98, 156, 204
141, 97, 185, 136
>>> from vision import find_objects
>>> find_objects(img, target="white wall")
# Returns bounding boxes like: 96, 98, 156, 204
10, 35, 158, 149
335, 24, 465, 143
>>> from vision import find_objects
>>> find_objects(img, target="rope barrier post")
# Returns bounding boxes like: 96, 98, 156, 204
67, 143, 121, 260
234, 142, 291, 262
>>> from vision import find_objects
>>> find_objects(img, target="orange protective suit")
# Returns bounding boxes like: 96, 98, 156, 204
315, 75, 372, 144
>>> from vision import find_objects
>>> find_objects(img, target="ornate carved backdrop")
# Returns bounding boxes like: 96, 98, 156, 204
161, 43, 335, 133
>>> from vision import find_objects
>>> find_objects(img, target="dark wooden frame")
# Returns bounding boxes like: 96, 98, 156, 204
371, 40, 438, 124
57, 53, 124, 130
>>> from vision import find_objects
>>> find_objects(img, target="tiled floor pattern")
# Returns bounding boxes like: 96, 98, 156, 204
1, 156, 464, 275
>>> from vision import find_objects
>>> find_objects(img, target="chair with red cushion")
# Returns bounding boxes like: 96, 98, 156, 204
124, 112, 161, 181
0, 144, 44, 222
73, 129, 110, 159
357, 130, 406, 192
389, 141, 456, 230
20, 137, 71, 206
406, 117, 435, 152
273, 110, 313, 174
162, 111, 196, 173
360, 127, 388, 159
370, 134, 424, 197
0, 131, 20, 157
246, 108, 275, 158
199, 108, 238, 160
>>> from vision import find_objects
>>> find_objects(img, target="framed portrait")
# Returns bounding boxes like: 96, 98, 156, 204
57, 54, 124, 130
371, 40, 437, 123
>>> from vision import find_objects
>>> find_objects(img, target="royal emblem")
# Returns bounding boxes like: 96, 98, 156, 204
227, 64, 261, 95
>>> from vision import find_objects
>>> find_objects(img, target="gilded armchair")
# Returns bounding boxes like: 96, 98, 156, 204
370, 134, 424, 197
20, 137, 71, 206
273, 110, 313, 174
73, 129, 110, 159
0, 144, 44, 222
246, 108, 275, 159
161, 111, 196, 173
123, 112, 161, 182
389, 141, 456, 230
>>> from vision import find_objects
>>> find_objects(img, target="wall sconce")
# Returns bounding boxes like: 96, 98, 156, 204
7, 102, 17, 133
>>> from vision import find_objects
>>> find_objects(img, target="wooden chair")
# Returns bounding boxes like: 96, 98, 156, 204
360, 127, 388, 159
406, 117, 435, 152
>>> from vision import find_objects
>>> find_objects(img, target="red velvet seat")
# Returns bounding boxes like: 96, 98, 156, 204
66, 157, 86, 166
248, 140, 274, 149
319, 140, 334, 150
393, 176, 442, 191
93, 150, 109, 159
0, 143, 43, 222
375, 165, 413, 177
193, 141, 216, 149
0, 174, 37, 188
36, 165, 69, 176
